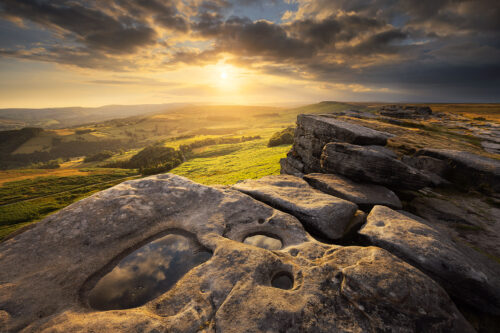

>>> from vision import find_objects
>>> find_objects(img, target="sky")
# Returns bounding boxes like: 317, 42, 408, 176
0, 0, 499, 108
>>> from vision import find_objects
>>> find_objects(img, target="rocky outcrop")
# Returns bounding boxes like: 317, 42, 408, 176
283, 114, 393, 173
0, 174, 308, 332
408, 192, 500, 259
276, 109, 500, 329
0, 174, 474, 332
359, 206, 500, 315
233, 175, 358, 240
321, 142, 437, 190
297, 114, 393, 145
279, 154, 304, 176
304, 173, 402, 210
418, 148, 500, 194
482, 140, 500, 154
380, 105, 433, 119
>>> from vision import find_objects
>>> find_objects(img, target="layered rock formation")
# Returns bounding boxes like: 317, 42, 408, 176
303, 173, 402, 210
380, 105, 433, 119
233, 175, 358, 240
0, 174, 475, 332
320, 142, 437, 189
279, 107, 500, 331
360, 206, 500, 315
1, 107, 499, 332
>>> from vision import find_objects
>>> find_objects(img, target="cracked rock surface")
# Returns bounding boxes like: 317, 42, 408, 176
321, 142, 436, 190
304, 173, 402, 211
233, 175, 358, 240
0, 174, 474, 332
360, 206, 500, 315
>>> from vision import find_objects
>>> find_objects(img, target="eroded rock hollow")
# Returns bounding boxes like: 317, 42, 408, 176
1, 107, 499, 332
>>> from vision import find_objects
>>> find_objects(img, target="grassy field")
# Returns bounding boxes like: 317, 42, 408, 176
0, 123, 293, 240
429, 104, 500, 122
0, 169, 139, 240
171, 136, 291, 185
1, 101, 498, 241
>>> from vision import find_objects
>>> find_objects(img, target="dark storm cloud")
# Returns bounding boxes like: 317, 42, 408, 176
344, 28, 408, 55
188, 13, 401, 62
215, 17, 313, 59
304, 0, 500, 34
289, 15, 384, 46
0, 0, 158, 53
0, 0, 499, 100
116, 0, 189, 32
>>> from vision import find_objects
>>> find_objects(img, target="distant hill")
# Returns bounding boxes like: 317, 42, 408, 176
0, 103, 189, 130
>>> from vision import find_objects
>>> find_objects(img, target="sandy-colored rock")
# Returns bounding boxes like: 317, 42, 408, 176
321, 142, 436, 190
304, 173, 402, 210
279, 154, 304, 176
297, 114, 393, 146
0, 174, 473, 332
482, 140, 500, 154
418, 148, 500, 194
281, 114, 393, 174
233, 175, 358, 240
0, 174, 308, 332
408, 192, 500, 259
360, 205, 500, 315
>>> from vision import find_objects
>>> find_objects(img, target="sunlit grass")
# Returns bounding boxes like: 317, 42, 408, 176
170, 137, 291, 185
0, 170, 139, 240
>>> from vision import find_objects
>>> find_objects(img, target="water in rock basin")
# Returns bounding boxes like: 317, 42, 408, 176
88, 232, 211, 310
243, 234, 282, 250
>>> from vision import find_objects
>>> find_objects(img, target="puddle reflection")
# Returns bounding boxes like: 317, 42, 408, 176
89, 233, 211, 310
243, 234, 282, 250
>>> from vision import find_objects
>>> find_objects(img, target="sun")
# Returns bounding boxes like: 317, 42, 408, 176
220, 71, 228, 79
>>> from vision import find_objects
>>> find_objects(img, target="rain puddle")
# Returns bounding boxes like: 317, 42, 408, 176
243, 234, 283, 250
88, 232, 211, 310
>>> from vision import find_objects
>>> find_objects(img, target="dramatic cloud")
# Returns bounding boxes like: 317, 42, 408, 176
0, 0, 499, 101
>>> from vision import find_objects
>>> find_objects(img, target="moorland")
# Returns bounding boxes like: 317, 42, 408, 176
0, 102, 498, 241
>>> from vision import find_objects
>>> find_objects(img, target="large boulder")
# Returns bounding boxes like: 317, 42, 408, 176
0, 175, 474, 332
297, 114, 393, 146
482, 140, 500, 154
233, 175, 358, 240
279, 153, 304, 177
359, 205, 500, 315
408, 193, 500, 259
321, 142, 437, 190
304, 173, 402, 211
282, 114, 393, 173
418, 148, 500, 194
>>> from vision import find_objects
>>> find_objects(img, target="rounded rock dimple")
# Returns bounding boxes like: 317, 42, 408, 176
375, 221, 385, 227
271, 272, 294, 290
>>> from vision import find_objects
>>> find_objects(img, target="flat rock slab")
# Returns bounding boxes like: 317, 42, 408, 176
0, 175, 473, 332
233, 175, 358, 240
321, 142, 436, 190
360, 205, 500, 315
481, 140, 500, 154
408, 193, 500, 259
297, 114, 393, 146
418, 148, 500, 194
304, 173, 402, 210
